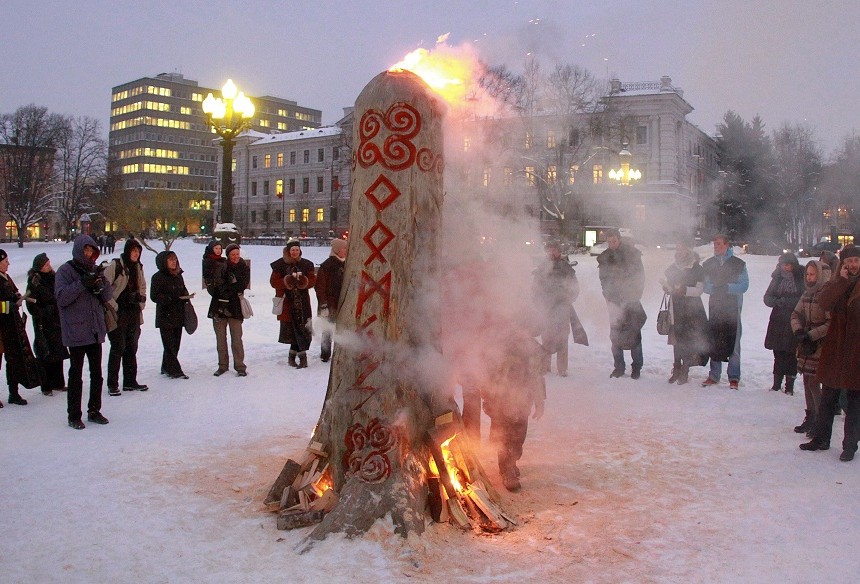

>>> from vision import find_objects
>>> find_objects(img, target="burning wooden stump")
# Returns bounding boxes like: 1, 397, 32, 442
267, 69, 511, 541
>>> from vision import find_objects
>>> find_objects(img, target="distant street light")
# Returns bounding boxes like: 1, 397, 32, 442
202, 79, 255, 224
608, 141, 641, 186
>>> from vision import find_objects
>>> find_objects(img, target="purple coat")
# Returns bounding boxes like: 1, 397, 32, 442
55, 235, 113, 347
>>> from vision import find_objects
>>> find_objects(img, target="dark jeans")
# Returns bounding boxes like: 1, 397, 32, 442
159, 326, 184, 376
489, 414, 528, 472
67, 343, 103, 421
812, 385, 860, 453
107, 310, 141, 388
612, 341, 643, 372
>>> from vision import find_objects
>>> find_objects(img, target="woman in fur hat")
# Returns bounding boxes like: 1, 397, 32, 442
208, 243, 249, 376
270, 240, 316, 368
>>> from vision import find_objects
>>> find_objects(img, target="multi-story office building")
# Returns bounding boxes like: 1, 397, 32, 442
226, 110, 353, 238
108, 72, 321, 234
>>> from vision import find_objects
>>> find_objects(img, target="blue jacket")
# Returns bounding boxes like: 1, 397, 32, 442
55, 235, 113, 347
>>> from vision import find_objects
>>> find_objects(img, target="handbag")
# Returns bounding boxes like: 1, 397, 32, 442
272, 295, 284, 315
183, 301, 198, 334
240, 294, 253, 318
656, 293, 671, 336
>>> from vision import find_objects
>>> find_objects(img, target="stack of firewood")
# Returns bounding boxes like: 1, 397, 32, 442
266, 441, 337, 530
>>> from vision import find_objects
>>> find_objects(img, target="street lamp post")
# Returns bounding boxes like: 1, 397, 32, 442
608, 141, 641, 186
202, 79, 255, 225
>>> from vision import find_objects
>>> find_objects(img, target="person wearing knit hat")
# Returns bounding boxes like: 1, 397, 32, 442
763, 251, 804, 394
207, 243, 249, 376
314, 238, 348, 363
0, 250, 42, 407
26, 254, 70, 397
801, 243, 860, 461
270, 240, 316, 368
103, 238, 148, 394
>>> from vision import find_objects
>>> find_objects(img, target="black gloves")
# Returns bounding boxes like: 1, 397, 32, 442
81, 272, 105, 295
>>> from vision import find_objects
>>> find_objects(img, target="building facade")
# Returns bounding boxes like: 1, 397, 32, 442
448, 76, 721, 246
108, 72, 322, 235
224, 110, 353, 238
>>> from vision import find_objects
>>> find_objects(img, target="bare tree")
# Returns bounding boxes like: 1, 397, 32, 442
772, 122, 822, 245
103, 185, 201, 252
0, 105, 67, 246
55, 116, 106, 241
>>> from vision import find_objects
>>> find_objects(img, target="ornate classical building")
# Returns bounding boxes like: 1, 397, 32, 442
448, 76, 721, 246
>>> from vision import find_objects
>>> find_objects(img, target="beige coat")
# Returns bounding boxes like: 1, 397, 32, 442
104, 257, 146, 331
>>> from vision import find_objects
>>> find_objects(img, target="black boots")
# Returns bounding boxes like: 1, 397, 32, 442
676, 365, 690, 385
799, 439, 829, 451
298, 352, 308, 369
8, 385, 27, 406
784, 376, 795, 396
770, 375, 783, 391
288, 350, 299, 368
794, 410, 814, 434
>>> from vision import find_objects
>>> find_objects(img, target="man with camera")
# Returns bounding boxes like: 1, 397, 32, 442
55, 235, 113, 429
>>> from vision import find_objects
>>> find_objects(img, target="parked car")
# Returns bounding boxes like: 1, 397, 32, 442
798, 240, 842, 257
745, 239, 794, 256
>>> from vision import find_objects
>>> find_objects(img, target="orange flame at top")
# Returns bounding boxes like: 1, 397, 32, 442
389, 43, 476, 105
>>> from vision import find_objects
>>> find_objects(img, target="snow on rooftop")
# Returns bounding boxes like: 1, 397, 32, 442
245, 126, 343, 145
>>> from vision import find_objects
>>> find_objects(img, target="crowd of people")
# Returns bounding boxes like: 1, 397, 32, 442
0, 234, 347, 432
1, 231, 858, 472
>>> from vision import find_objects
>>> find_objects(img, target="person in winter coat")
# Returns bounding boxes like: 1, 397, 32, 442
702, 235, 749, 390
150, 250, 192, 379
202, 240, 224, 291
790, 260, 831, 435
314, 238, 347, 363
483, 328, 546, 492
597, 229, 646, 379
55, 235, 113, 429
800, 245, 860, 461
0, 249, 40, 407
26, 253, 69, 396
104, 238, 148, 395
534, 242, 585, 377
208, 244, 249, 376
271, 240, 316, 368
660, 243, 709, 385
763, 252, 805, 394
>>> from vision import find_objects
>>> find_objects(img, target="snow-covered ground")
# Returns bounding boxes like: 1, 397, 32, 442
1, 238, 857, 583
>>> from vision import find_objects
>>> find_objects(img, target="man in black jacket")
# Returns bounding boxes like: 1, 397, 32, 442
597, 230, 646, 379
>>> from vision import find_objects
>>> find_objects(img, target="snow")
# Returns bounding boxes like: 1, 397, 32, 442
1, 239, 858, 583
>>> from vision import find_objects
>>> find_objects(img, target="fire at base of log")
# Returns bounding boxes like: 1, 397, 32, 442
267, 413, 514, 533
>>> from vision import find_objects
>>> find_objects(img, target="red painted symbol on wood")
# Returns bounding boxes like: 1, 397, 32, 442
356, 270, 391, 318
363, 220, 396, 266
343, 419, 397, 483
356, 102, 439, 173
364, 174, 401, 212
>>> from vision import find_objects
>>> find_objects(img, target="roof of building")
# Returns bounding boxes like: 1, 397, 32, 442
245, 126, 343, 145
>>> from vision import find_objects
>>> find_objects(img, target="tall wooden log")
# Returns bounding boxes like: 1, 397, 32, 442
307, 70, 449, 541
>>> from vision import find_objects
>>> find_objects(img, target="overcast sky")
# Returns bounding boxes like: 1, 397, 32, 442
2, 0, 857, 155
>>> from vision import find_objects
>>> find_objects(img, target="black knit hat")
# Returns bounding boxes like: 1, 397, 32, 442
778, 252, 798, 266
0, 249, 7, 263
32, 253, 49, 271
840, 245, 860, 261
285, 240, 301, 251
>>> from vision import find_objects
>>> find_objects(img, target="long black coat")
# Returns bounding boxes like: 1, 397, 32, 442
26, 270, 69, 363
150, 252, 189, 329
763, 264, 804, 352
664, 261, 709, 363
703, 253, 748, 361
597, 243, 646, 350
0, 273, 41, 387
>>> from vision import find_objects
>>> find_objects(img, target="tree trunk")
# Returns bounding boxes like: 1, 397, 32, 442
307, 70, 448, 541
